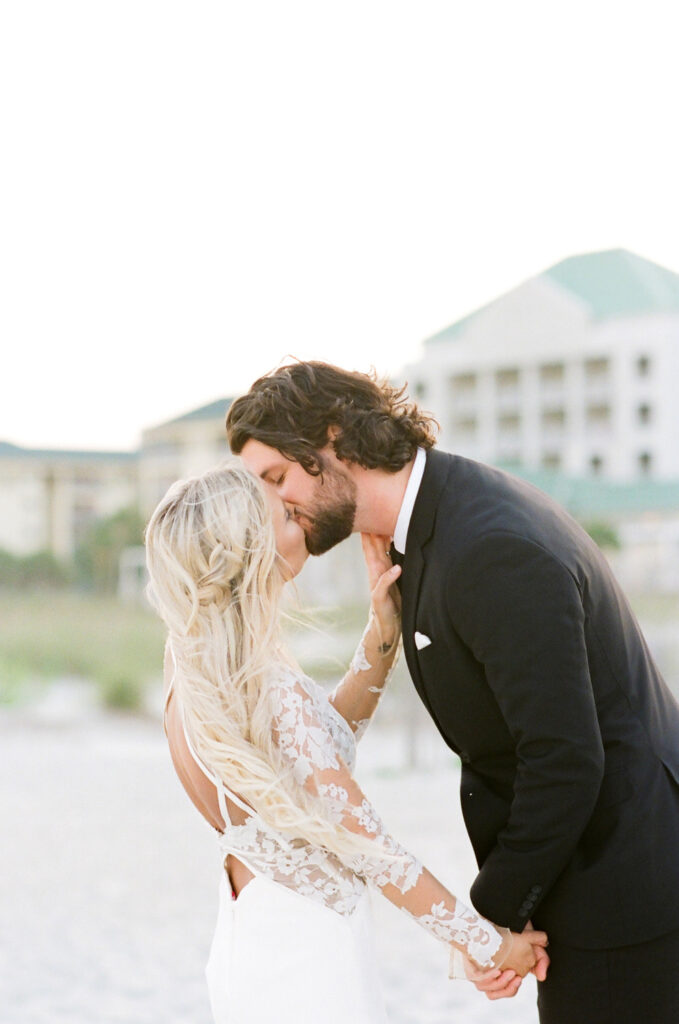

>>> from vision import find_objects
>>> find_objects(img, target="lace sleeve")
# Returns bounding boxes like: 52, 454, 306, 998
328, 614, 400, 743
271, 674, 511, 970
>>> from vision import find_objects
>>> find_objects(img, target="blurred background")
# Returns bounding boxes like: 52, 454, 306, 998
2, 2, 679, 1022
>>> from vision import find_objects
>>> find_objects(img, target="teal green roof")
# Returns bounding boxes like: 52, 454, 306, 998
0, 440, 137, 461
546, 249, 679, 320
425, 248, 679, 344
499, 463, 679, 518
425, 310, 478, 345
157, 397, 233, 428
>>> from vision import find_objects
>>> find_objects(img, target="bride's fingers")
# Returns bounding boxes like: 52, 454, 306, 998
486, 974, 522, 1000
376, 565, 399, 589
464, 964, 500, 984
469, 967, 516, 989
371, 566, 402, 621
361, 532, 391, 546
361, 534, 394, 582
361, 533, 393, 560
361, 533, 383, 563
469, 968, 522, 1000
374, 565, 401, 593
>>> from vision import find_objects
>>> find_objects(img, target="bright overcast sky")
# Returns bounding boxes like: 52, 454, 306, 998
2, 1, 678, 451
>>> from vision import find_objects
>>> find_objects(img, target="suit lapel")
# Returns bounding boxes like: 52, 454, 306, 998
400, 450, 453, 700
401, 542, 427, 700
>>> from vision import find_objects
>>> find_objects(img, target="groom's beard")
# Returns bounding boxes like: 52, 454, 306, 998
296, 464, 357, 556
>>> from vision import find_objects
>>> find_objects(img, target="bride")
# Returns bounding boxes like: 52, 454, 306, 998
144, 460, 547, 1023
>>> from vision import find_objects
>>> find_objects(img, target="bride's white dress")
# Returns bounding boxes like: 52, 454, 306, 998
166, 654, 505, 1023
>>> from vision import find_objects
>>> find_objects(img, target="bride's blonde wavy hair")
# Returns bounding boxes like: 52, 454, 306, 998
144, 460, 374, 860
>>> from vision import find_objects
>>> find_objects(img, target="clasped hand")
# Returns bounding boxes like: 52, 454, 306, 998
466, 922, 550, 1000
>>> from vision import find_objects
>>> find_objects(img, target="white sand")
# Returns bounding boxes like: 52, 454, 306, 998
1, 710, 540, 1024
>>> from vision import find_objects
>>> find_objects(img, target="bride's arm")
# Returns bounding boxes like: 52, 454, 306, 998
327, 609, 400, 740
271, 674, 548, 978
328, 535, 401, 740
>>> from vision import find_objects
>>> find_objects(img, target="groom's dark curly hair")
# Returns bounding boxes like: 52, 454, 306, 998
226, 360, 439, 475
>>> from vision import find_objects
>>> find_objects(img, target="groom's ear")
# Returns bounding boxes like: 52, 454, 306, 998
324, 425, 345, 456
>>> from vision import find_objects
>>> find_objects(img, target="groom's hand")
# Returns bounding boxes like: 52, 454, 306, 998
525, 920, 550, 982
464, 921, 549, 998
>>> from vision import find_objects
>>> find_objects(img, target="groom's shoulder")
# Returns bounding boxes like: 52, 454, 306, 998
427, 449, 543, 515
428, 451, 583, 552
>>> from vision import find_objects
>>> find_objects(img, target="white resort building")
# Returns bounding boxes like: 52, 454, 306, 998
404, 249, 679, 481
3, 248, 679, 596
0, 400, 233, 562
0, 442, 138, 559
138, 398, 233, 516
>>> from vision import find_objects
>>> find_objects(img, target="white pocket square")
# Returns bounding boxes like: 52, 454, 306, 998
414, 631, 432, 650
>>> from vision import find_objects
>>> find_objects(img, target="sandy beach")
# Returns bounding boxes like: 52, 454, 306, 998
1, 703, 542, 1024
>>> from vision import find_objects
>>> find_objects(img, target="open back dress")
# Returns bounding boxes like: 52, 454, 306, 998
164, 649, 504, 1023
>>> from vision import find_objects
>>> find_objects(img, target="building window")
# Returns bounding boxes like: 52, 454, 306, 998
636, 355, 651, 377
541, 408, 566, 429
144, 439, 181, 456
584, 357, 610, 380
586, 403, 611, 426
73, 503, 98, 545
495, 367, 520, 390
539, 362, 565, 385
590, 455, 604, 476
450, 372, 477, 394
453, 415, 478, 436
541, 452, 562, 470
498, 412, 521, 433
637, 403, 652, 425
638, 451, 652, 476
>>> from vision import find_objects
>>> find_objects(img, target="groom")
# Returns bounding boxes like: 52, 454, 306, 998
227, 360, 679, 1023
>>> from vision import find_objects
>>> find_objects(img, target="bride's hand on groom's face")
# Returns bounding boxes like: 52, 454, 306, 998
360, 534, 395, 591
361, 534, 402, 632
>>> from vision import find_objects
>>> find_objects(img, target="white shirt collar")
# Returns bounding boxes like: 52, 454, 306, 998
393, 447, 426, 554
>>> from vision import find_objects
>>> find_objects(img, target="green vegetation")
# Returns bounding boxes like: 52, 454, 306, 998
74, 506, 145, 592
0, 506, 145, 595
0, 506, 160, 710
0, 547, 71, 588
1, 571, 676, 718
582, 520, 621, 550
0, 592, 165, 711
0, 588, 386, 713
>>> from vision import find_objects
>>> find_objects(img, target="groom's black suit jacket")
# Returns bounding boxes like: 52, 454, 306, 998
399, 449, 679, 948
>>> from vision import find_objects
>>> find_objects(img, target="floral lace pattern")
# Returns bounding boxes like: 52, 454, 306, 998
272, 670, 355, 781
218, 814, 364, 916
215, 662, 505, 968
403, 901, 503, 968
350, 638, 372, 674
352, 717, 371, 743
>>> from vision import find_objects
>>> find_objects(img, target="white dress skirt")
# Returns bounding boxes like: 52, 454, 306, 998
163, 657, 505, 1022
205, 872, 388, 1023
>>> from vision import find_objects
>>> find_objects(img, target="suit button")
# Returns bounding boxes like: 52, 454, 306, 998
519, 902, 532, 916
530, 886, 542, 896
460, 752, 470, 764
